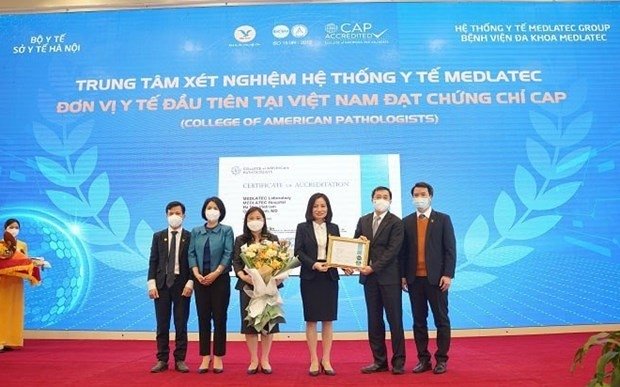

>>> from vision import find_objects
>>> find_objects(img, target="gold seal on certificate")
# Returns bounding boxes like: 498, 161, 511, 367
326, 236, 369, 269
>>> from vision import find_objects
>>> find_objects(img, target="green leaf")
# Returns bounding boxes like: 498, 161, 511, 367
33, 123, 68, 157
526, 137, 552, 178
494, 191, 516, 237
46, 190, 94, 217
505, 215, 561, 240
36, 156, 74, 187
64, 120, 93, 155
79, 223, 120, 245
135, 220, 155, 258
530, 111, 561, 147
73, 146, 98, 187
463, 215, 489, 260
515, 165, 538, 207
530, 182, 581, 211
553, 147, 591, 179
108, 197, 130, 240
558, 111, 592, 147
87, 172, 109, 215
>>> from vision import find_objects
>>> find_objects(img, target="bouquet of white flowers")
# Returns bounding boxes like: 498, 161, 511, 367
240, 239, 299, 333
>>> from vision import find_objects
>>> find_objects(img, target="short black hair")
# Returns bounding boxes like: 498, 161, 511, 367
165, 201, 186, 214
201, 196, 226, 222
371, 186, 392, 200
4, 218, 20, 230
305, 193, 333, 223
411, 182, 434, 197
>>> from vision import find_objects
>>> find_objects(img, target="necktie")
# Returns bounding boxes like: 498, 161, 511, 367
419, 214, 426, 219
166, 231, 178, 288
372, 216, 380, 237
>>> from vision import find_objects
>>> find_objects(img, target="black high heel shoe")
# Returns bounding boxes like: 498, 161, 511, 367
247, 364, 259, 375
321, 360, 336, 376
308, 363, 320, 377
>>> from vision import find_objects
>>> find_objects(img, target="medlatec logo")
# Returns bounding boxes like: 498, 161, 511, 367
324, 22, 389, 45
230, 25, 260, 47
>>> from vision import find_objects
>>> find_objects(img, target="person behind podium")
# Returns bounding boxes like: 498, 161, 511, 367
0, 219, 30, 352
147, 201, 192, 373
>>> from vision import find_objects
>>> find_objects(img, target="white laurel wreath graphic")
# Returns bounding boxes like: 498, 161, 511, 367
455, 81, 591, 291
33, 119, 155, 278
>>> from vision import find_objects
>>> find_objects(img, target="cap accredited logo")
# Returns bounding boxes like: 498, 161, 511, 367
324, 22, 389, 45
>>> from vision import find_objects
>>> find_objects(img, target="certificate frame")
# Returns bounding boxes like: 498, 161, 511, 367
326, 236, 369, 269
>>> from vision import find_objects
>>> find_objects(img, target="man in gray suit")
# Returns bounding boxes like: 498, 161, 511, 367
401, 182, 456, 375
355, 186, 406, 375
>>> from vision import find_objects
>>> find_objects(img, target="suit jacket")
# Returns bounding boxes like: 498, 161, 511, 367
354, 212, 403, 285
147, 228, 191, 290
294, 221, 340, 281
188, 223, 234, 274
401, 209, 456, 285
232, 232, 279, 291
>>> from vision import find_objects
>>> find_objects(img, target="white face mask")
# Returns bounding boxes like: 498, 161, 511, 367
373, 199, 390, 213
414, 197, 431, 212
247, 220, 264, 232
167, 214, 183, 229
7, 228, 19, 238
205, 209, 220, 222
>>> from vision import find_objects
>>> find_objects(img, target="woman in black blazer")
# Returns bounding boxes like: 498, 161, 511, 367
294, 193, 352, 376
232, 207, 279, 375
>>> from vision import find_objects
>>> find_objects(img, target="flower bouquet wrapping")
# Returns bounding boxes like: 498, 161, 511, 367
240, 240, 299, 333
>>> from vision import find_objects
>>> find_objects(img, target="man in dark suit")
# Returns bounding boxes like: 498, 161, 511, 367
354, 186, 406, 375
147, 201, 192, 373
401, 182, 456, 375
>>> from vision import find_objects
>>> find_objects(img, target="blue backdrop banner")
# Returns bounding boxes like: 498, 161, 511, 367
0, 2, 618, 332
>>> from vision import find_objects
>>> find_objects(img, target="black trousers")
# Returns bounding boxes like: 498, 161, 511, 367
408, 276, 451, 363
194, 273, 231, 356
154, 276, 190, 362
363, 275, 406, 368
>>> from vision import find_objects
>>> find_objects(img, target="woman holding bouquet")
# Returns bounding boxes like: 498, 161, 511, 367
189, 197, 234, 374
232, 207, 279, 375
0, 219, 29, 352
295, 193, 352, 376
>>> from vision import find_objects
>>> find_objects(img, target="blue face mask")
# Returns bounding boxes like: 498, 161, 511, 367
414, 197, 430, 211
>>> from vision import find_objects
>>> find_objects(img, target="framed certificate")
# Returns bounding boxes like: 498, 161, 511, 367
326, 236, 369, 269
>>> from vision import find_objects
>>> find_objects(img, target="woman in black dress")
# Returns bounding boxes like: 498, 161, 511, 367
294, 193, 352, 376
232, 207, 279, 375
